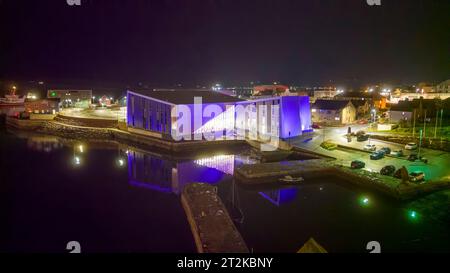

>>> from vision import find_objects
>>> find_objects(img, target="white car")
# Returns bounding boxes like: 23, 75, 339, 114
405, 143, 418, 150
363, 144, 376, 151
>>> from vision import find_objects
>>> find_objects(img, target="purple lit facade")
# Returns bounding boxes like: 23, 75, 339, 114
259, 188, 298, 206
127, 150, 240, 194
126, 90, 312, 139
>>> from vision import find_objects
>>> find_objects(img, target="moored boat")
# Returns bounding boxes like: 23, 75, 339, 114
0, 94, 25, 106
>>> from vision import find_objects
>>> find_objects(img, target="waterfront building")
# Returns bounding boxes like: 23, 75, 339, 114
126, 89, 312, 140
24, 98, 60, 115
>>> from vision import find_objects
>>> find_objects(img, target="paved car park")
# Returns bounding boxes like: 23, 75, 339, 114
292, 125, 450, 182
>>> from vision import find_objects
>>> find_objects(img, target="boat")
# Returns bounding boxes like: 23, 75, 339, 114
0, 93, 25, 107
279, 175, 304, 184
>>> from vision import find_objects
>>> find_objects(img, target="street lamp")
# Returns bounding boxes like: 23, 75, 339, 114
418, 129, 423, 158
371, 109, 377, 126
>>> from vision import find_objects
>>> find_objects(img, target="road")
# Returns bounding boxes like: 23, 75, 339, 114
60, 108, 126, 121
291, 125, 450, 182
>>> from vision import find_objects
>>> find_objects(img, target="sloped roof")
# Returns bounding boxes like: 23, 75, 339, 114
313, 99, 352, 110
350, 99, 368, 107
129, 89, 245, 104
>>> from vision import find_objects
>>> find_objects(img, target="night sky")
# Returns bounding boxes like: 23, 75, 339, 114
1, 0, 449, 88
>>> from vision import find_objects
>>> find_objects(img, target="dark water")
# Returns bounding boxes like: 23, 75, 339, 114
0, 126, 449, 253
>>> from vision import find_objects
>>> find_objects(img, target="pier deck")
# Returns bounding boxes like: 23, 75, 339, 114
181, 183, 249, 253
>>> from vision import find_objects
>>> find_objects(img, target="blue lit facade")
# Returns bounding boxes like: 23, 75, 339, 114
127, 92, 172, 137
126, 90, 312, 139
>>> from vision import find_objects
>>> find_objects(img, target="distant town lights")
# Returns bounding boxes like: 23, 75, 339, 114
117, 158, 125, 167
212, 84, 223, 91
74, 156, 81, 165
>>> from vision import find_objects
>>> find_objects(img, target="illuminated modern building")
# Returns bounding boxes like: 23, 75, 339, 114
126, 89, 312, 140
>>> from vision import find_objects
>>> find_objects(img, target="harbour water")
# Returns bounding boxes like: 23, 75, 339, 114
0, 124, 449, 253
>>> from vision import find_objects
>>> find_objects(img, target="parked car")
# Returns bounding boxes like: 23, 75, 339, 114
409, 171, 425, 183
405, 143, 418, 150
357, 119, 368, 124
320, 141, 338, 150
370, 150, 385, 160
408, 154, 419, 161
380, 165, 396, 176
312, 124, 321, 129
363, 144, 376, 151
391, 150, 404, 157
357, 134, 370, 142
380, 147, 391, 155
351, 160, 366, 169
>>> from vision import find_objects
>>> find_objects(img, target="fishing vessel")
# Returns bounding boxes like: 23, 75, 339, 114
0, 90, 25, 106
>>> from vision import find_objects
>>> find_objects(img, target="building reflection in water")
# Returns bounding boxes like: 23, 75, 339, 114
127, 149, 257, 195
259, 188, 298, 206
0, 106, 24, 117
27, 136, 63, 153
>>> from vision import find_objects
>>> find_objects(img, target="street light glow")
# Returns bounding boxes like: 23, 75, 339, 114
407, 210, 420, 222
74, 156, 81, 165
359, 196, 370, 206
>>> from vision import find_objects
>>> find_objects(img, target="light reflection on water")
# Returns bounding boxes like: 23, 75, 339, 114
1, 129, 449, 253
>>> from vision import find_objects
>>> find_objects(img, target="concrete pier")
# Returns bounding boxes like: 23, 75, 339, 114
235, 159, 336, 186
235, 160, 450, 200
181, 183, 249, 253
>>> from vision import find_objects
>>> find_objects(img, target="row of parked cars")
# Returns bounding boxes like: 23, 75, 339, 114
362, 145, 394, 160
350, 161, 426, 183
363, 143, 428, 163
